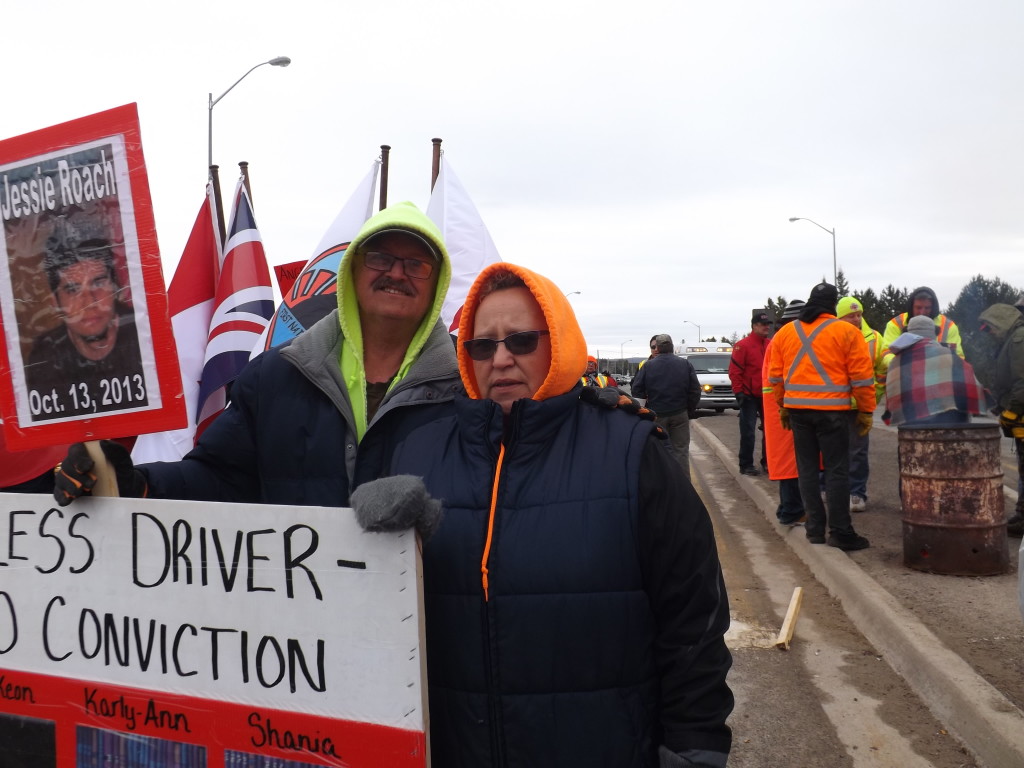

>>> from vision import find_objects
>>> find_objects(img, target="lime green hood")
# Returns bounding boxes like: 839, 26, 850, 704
336, 201, 451, 439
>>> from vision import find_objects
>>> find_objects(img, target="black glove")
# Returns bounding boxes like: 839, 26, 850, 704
579, 385, 620, 409
351, 475, 443, 541
580, 386, 656, 421
53, 441, 147, 506
659, 745, 725, 768
735, 392, 746, 407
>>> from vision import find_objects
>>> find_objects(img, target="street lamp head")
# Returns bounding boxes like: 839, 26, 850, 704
269, 56, 291, 67
788, 217, 799, 222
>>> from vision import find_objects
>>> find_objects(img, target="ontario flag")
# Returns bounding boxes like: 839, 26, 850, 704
426, 157, 501, 334
131, 182, 222, 463
195, 178, 274, 436
257, 160, 379, 353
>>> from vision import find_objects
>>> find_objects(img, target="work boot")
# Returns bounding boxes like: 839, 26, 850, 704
827, 532, 870, 551
1007, 513, 1024, 538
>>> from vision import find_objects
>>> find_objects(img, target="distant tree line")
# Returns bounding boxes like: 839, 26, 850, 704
765, 272, 1024, 368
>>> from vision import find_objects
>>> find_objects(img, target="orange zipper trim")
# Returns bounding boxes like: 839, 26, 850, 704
481, 443, 506, 602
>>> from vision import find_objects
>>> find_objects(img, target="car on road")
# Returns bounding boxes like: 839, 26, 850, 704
682, 352, 738, 413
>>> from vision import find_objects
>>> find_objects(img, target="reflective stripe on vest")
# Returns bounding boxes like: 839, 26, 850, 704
784, 318, 853, 407
897, 313, 953, 346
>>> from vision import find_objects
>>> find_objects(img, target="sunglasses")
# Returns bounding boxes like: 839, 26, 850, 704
362, 251, 434, 280
463, 330, 550, 361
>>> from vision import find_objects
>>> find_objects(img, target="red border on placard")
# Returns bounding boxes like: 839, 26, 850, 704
0, 668, 426, 768
0, 103, 185, 450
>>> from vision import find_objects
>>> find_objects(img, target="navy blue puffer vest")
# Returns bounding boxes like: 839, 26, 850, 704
392, 388, 661, 767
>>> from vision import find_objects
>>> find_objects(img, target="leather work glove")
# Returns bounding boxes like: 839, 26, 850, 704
54, 441, 147, 506
856, 411, 874, 437
778, 407, 791, 430
615, 392, 656, 421
351, 475, 443, 541
999, 410, 1024, 439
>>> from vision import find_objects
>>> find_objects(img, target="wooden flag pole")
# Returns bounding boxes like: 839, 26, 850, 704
239, 160, 252, 206
379, 144, 391, 212
210, 164, 227, 245
83, 441, 119, 498
431, 137, 442, 190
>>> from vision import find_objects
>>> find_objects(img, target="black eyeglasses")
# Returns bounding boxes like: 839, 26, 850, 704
463, 330, 550, 361
362, 251, 435, 280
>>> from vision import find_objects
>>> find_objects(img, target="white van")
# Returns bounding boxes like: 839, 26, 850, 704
682, 352, 738, 413
684, 345, 733, 354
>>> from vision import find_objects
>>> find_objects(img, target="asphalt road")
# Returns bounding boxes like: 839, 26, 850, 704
692, 438, 981, 767
690, 408, 1024, 768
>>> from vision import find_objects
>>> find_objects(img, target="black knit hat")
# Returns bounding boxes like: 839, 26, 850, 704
799, 283, 838, 323
807, 282, 838, 306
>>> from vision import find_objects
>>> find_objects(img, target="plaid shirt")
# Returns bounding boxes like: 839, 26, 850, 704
884, 338, 992, 425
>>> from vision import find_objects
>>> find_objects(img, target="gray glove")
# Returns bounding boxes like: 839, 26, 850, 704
351, 475, 443, 541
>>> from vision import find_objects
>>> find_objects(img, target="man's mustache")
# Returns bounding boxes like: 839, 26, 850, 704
372, 275, 413, 295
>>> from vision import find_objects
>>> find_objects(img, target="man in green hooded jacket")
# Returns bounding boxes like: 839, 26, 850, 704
978, 302, 1024, 536
53, 202, 462, 507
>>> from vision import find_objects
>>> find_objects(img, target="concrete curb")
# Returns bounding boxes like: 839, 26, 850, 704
693, 421, 1024, 768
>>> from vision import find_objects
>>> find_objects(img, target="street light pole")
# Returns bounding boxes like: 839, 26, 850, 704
788, 217, 837, 285
683, 320, 701, 343
564, 290, 581, 298
620, 340, 631, 376
208, 56, 291, 170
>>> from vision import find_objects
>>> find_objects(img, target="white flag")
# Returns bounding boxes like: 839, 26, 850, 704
426, 158, 501, 334
257, 161, 379, 353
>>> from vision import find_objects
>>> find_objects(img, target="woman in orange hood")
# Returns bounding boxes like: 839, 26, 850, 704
386, 263, 733, 768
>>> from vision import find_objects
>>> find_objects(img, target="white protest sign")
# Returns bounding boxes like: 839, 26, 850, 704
0, 493, 427, 768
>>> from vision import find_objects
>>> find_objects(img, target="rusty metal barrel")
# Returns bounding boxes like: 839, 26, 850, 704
899, 422, 1007, 575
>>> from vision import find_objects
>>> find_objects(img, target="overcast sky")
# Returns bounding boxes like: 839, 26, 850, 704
6, 0, 1024, 360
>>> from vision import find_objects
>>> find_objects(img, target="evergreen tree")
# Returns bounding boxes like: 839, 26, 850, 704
835, 268, 850, 296
877, 284, 910, 327
764, 295, 789, 320
852, 287, 884, 331
729, 331, 740, 345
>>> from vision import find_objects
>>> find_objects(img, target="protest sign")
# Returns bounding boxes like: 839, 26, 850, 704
0, 104, 184, 450
0, 493, 427, 767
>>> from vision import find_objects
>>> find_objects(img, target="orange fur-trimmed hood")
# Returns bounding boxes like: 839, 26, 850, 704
457, 263, 587, 403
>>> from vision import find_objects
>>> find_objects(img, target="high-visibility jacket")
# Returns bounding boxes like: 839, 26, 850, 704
581, 373, 609, 387
845, 320, 887, 407
882, 313, 964, 361
768, 315, 876, 413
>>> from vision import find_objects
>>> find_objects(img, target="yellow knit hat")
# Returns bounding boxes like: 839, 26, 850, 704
836, 296, 863, 318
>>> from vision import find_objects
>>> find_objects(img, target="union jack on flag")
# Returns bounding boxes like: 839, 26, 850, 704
195, 178, 274, 438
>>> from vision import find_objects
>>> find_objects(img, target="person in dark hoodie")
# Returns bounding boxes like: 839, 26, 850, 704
978, 303, 1024, 536
51, 202, 461, 508
882, 285, 964, 361
364, 262, 733, 768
